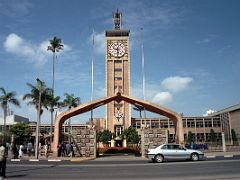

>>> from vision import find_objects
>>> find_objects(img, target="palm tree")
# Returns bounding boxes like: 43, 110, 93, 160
63, 93, 80, 143
23, 79, 52, 158
23, 80, 52, 113
47, 36, 64, 146
46, 95, 63, 146
47, 36, 64, 95
0, 87, 20, 143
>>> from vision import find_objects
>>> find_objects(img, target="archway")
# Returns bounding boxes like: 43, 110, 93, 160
52, 93, 184, 157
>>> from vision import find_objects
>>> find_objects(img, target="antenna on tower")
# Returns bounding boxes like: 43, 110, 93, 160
113, 9, 122, 30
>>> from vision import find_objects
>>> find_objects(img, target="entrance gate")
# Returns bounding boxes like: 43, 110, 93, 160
52, 93, 184, 157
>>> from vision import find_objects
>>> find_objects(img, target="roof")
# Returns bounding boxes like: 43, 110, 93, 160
210, 104, 240, 116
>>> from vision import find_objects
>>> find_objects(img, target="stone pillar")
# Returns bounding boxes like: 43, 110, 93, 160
176, 116, 184, 145
52, 121, 60, 157
165, 129, 169, 144
222, 132, 226, 152
141, 129, 145, 158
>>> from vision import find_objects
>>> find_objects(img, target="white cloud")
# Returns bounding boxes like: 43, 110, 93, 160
3, 33, 70, 66
161, 76, 193, 92
89, 31, 105, 55
151, 91, 172, 105
203, 109, 216, 117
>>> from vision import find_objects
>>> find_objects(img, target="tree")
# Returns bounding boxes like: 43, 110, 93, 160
9, 122, 32, 144
23, 80, 52, 154
47, 36, 64, 94
231, 129, 238, 145
210, 129, 217, 144
100, 130, 112, 146
63, 93, 81, 143
0, 87, 20, 143
123, 126, 139, 144
23, 80, 52, 116
187, 131, 193, 144
133, 105, 144, 118
47, 36, 64, 147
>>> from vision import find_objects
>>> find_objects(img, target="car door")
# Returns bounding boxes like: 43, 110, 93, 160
175, 145, 189, 159
161, 145, 176, 159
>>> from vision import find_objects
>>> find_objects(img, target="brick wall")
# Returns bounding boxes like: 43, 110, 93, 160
141, 128, 168, 156
72, 128, 96, 158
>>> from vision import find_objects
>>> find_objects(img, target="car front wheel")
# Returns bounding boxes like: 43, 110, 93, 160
154, 154, 164, 163
191, 153, 199, 161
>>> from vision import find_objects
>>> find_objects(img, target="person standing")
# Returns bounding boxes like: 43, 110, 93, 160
0, 143, 7, 178
44, 144, 48, 158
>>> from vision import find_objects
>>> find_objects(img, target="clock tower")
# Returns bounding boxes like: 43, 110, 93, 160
105, 9, 131, 137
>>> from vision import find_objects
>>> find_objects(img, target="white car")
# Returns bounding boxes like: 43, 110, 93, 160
146, 144, 204, 163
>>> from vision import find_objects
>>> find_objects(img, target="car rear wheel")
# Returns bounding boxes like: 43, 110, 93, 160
154, 154, 164, 163
191, 153, 199, 161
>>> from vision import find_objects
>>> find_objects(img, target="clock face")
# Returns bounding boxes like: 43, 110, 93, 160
109, 42, 125, 57
115, 111, 124, 121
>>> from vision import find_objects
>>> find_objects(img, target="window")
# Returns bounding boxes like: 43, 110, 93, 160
115, 68, 122, 72
115, 60, 122, 63
115, 77, 122, 80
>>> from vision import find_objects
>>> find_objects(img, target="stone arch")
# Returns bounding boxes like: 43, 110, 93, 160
52, 93, 184, 157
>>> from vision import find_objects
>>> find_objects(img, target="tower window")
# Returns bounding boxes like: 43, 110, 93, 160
115, 77, 122, 80
115, 60, 122, 63
114, 68, 122, 72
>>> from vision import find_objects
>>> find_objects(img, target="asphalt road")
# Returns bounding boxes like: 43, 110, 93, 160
5, 156, 240, 180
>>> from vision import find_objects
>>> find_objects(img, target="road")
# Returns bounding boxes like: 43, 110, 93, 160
5, 156, 240, 180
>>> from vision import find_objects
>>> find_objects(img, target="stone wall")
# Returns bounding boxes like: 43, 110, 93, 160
141, 128, 168, 156
71, 128, 96, 158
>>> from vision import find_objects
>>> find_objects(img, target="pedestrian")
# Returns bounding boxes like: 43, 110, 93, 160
66, 143, 71, 156
27, 142, 33, 157
70, 143, 75, 157
0, 143, 7, 178
44, 144, 48, 158
18, 144, 24, 159
12, 144, 18, 159
61, 142, 66, 157
38, 142, 42, 157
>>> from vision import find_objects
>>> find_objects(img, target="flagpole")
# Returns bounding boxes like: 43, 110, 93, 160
90, 29, 94, 127
141, 28, 146, 119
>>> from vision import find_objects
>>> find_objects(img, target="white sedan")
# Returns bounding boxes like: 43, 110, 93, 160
146, 144, 204, 163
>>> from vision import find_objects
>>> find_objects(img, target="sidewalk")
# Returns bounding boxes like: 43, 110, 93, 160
204, 151, 240, 157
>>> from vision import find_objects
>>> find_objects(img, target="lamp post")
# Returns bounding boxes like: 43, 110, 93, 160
35, 78, 41, 159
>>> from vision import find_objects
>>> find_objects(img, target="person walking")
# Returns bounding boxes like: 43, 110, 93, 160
18, 144, 24, 159
0, 143, 7, 178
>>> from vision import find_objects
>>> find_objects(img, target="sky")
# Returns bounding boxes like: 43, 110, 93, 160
0, 0, 240, 124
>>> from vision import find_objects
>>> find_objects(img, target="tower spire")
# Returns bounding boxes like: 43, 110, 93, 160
113, 9, 122, 30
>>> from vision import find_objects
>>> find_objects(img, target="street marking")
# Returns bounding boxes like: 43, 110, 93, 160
206, 156, 216, 158
29, 159, 39, 162
224, 155, 233, 158
11, 159, 20, 162
7, 159, 240, 168
48, 159, 62, 162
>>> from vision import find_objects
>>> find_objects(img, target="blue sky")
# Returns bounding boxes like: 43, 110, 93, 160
0, 0, 240, 123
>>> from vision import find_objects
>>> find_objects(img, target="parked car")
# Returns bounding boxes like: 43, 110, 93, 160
146, 143, 204, 163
